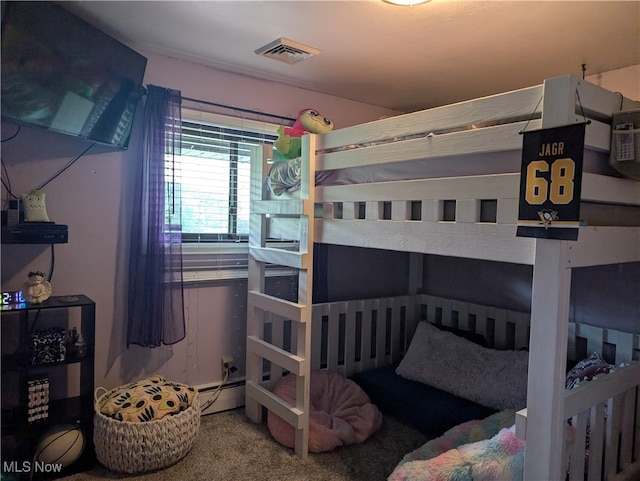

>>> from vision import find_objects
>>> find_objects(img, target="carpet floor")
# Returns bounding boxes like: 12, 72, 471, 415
60, 408, 427, 481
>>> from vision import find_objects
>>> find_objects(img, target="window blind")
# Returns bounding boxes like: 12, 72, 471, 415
171, 108, 296, 281
176, 110, 278, 240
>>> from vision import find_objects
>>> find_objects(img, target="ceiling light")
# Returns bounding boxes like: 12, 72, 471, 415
383, 0, 431, 5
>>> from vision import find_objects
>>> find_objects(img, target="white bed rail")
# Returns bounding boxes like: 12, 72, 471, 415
565, 363, 640, 481
310, 295, 420, 377
316, 74, 638, 161
260, 293, 532, 381
261, 292, 639, 388
516, 362, 640, 481
268, 174, 640, 267
263, 170, 640, 266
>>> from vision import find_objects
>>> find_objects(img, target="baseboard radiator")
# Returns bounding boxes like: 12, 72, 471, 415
196, 381, 245, 416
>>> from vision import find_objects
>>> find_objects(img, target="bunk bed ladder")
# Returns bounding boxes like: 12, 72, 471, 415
246, 136, 317, 458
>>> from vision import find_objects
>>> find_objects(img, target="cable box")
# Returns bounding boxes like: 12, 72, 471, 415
1, 223, 68, 244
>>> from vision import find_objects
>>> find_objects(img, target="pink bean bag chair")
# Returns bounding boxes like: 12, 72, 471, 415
267, 370, 383, 453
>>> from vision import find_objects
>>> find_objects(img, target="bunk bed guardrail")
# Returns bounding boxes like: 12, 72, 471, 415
260, 294, 639, 381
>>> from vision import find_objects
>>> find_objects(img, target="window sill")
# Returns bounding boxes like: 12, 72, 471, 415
181, 268, 297, 284
179, 241, 298, 283
181, 240, 297, 255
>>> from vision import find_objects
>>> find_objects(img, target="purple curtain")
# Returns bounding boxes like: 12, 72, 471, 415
127, 85, 185, 348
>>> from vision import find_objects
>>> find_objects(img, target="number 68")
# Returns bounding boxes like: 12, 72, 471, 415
525, 158, 575, 205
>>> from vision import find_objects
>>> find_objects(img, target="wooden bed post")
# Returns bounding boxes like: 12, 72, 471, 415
525, 239, 572, 480
523, 75, 582, 481
246, 144, 268, 425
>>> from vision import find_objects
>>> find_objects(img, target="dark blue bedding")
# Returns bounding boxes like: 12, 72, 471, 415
350, 364, 496, 437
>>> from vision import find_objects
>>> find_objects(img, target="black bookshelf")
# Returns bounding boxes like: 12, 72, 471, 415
1, 295, 95, 480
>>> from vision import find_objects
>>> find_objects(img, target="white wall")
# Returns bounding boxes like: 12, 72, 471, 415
587, 64, 640, 101
143, 52, 400, 129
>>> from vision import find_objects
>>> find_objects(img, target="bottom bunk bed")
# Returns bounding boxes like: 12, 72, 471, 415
250, 294, 640, 481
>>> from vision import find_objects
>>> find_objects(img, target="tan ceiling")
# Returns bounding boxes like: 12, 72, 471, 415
62, 0, 640, 112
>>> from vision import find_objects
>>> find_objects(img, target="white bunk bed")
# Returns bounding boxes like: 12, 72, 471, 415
245, 75, 640, 481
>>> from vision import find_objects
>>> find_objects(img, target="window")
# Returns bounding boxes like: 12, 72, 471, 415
169, 108, 293, 281
174, 109, 279, 241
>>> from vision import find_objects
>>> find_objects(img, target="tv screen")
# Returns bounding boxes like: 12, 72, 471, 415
1, 1, 147, 149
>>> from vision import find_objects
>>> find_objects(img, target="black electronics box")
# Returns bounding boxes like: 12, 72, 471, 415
1, 223, 68, 244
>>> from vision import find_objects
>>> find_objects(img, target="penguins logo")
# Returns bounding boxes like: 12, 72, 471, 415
538, 209, 559, 229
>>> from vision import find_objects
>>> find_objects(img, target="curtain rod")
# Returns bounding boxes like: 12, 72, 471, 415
180, 95, 296, 124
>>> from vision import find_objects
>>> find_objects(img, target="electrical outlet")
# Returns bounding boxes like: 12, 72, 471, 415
221, 356, 234, 378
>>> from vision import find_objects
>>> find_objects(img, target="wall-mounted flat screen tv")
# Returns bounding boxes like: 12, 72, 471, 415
1, 1, 147, 149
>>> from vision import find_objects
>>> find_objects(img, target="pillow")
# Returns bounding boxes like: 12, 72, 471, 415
98, 375, 198, 423
267, 370, 382, 452
565, 352, 612, 389
22, 190, 50, 222
430, 322, 488, 347
396, 322, 528, 410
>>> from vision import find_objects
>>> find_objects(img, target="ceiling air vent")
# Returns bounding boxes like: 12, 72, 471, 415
255, 37, 320, 65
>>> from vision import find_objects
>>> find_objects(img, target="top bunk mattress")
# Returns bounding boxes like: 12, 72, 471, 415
267, 148, 614, 196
